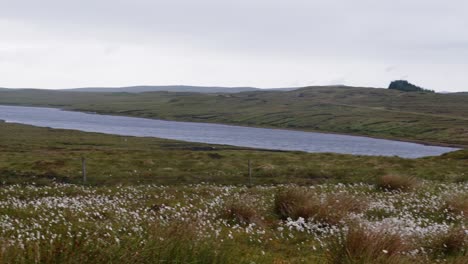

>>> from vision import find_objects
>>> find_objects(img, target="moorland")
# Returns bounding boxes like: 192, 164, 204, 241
0, 86, 467, 147
0, 85, 467, 263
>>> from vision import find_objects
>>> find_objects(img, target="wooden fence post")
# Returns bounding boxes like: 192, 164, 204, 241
248, 159, 252, 186
81, 157, 87, 184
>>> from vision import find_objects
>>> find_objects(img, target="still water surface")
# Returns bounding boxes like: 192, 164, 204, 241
0, 105, 458, 158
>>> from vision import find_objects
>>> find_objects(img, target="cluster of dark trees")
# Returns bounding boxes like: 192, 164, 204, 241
388, 80, 434, 93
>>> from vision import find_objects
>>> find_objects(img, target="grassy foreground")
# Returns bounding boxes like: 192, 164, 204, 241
0, 122, 467, 263
0, 182, 466, 263
0, 86, 467, 147
0, 122, 467, 186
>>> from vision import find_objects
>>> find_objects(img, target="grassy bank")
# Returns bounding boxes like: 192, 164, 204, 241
0, 86, 467, 147
0, 122, 466, 186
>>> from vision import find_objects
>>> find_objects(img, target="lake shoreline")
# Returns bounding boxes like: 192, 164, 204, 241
65, 106, 467, 149
0, 104, 464, 153
1, 103, 465, 149
0, 105, 459, 158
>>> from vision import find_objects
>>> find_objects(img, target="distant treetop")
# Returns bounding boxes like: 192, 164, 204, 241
388, 80, 434, 93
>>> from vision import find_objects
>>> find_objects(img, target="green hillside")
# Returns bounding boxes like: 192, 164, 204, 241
0, 86, 467, 147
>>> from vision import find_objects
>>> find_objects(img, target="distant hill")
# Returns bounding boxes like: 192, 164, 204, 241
0, 85, 298, 94
60, 85, 298, 93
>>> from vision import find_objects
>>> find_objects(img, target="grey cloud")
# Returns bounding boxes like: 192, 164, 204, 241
0, 0, 467, 91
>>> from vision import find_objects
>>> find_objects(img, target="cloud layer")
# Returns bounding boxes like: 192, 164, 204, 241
0, 0, 467, 91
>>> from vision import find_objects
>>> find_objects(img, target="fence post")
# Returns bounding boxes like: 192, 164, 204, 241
81, 157, 87, 184
248, 159, 252, 186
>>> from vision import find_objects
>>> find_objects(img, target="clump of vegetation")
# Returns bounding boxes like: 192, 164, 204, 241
388, 80, 434, 93
376, 174, 418, 191
274, 188, 367, 224
274, 187, 314, 220
444, 193, 468, 219
425, 227, 467, 258
326, 226, 410, 264
223, 199, 262, 226
450, 256, 468, 264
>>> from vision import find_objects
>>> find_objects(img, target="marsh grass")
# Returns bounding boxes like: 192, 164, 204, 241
274, 188, 367, 224
0, 183, 466, 263
326, 226, 411, 264
0, 220, 260, 264
445, 193, 468, 219
377, 174, 419, 192
0, 122, 467, 186
223, 199, 262, 226
424, 227, 467, 258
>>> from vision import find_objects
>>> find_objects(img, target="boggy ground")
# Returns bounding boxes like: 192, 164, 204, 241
0, 182, 466, 263
0, 121, 467, 263
0, 122, 467, 186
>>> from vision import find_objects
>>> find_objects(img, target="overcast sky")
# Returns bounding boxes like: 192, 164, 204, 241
0, 0, 467, 91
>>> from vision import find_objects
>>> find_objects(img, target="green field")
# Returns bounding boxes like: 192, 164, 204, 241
1, 86, 467, 147
0, 122, 467, 186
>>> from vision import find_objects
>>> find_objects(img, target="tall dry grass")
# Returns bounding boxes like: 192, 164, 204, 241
376, 175, 418, 192
223, 200, 262, 226
445, 193, 468, 219
274, 188, 367, 224
0, 221, 251, 264
425, 227, 467, 258
326, 226, 412, 264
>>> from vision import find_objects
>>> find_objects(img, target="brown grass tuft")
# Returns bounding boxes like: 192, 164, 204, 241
376, 174, 418, 192
274, 187, 313, 220
274, 188, 367, 225
223, 200, 262, 226
445, 194, 468, 219
327, 226, 411, 264
446, 256, 468, 264
426, 227, 467, 257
